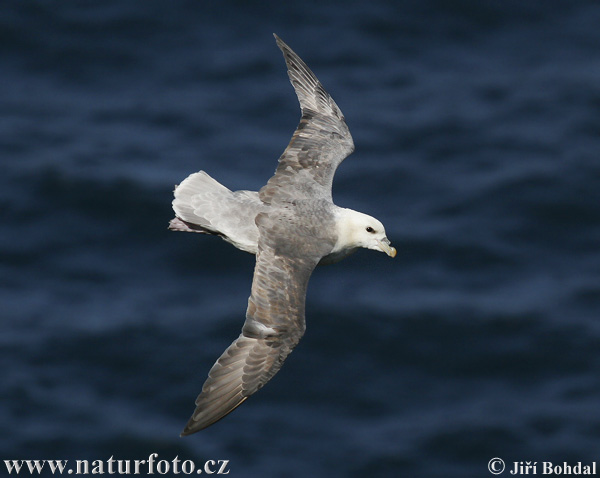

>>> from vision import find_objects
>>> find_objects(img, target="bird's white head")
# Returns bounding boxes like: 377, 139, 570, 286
333, 208, 396, 258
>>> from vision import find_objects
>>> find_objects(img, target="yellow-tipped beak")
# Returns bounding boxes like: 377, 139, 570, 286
378, 238, 397, 258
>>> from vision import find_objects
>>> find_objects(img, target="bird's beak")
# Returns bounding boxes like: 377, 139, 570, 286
377, 238, 397, 258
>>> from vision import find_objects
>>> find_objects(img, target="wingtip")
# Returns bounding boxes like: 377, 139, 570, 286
273, 33, 284, 49
180, 416, 202, 437
180, 418, 200, 437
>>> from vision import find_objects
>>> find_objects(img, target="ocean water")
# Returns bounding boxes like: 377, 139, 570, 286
2, 1, 600, 477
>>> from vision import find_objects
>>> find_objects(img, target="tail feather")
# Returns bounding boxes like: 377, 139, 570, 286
169, 170, 262, 254
168, 217, 220, 235
172, 171, 230, 232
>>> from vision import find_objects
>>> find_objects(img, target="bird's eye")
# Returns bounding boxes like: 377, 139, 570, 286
366, 226, 375, 233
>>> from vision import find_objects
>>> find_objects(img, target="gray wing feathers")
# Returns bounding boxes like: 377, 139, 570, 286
180, 334, 278, 435
181, 214, 327, 435
259, 35, 355, 204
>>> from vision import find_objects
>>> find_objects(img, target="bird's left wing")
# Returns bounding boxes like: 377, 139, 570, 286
259, 34, 355, 205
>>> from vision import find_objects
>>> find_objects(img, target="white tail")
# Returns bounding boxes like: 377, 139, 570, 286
169, 171, 262, 254
172, 171, 231, 231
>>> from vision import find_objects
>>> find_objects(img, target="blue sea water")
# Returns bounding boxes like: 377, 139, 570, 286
1, 1, 600, 477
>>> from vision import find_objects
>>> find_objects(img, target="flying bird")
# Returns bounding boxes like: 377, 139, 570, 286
170, 34, 396, 436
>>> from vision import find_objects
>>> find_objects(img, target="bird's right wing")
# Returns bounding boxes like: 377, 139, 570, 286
181, 212, 331, 435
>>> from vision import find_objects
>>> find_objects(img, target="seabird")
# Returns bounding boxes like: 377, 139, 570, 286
170, 34, 396, 436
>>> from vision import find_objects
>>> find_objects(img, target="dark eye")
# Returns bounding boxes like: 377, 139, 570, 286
366, 226, 375, 233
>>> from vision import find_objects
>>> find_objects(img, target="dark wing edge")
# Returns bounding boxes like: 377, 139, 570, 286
181, 227, 321, 435
274, 33, 347, 124
259, 34, 355, 204
180, 332, 293, 435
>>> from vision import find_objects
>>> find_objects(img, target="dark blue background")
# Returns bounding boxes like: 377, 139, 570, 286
2, 1, 600, 477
